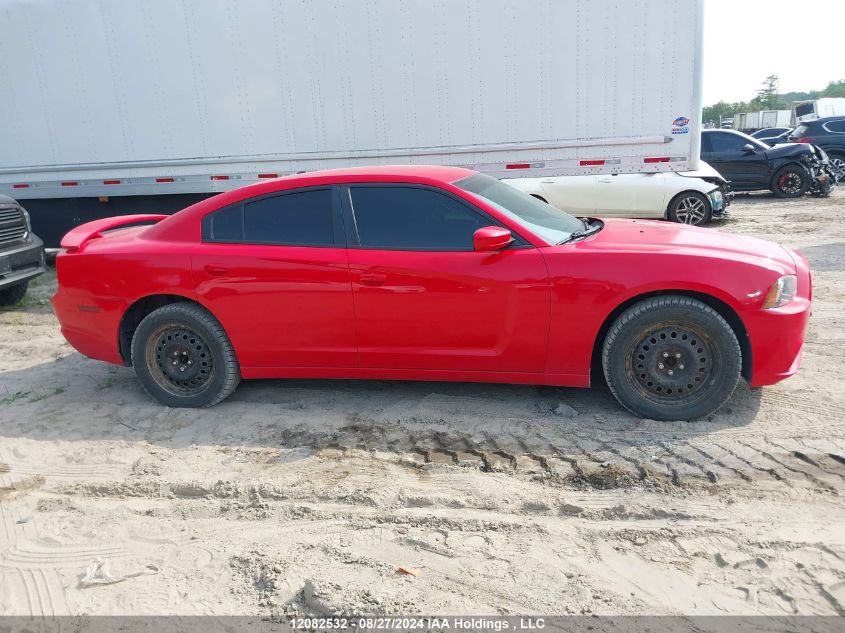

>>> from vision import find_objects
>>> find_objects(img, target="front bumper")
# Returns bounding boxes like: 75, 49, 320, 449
745, 250, 812, 387
0, 235, 46, 290
708, 184, 732, 218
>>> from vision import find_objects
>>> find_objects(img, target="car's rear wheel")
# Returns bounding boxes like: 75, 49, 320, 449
131, 302, 240, 407
602, 296, 741, 421
771, 165, 809, 198
667, 191, 712, 225
0, 281, 28, 307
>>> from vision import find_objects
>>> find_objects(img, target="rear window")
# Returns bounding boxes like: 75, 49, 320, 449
791, 125, 809, 138
202, 188, 335, 246
204, 205, 242, 242
244, 189, 334, 246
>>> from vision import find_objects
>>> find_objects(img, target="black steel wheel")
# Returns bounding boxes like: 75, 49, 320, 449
602, 296, 741, 421
131, 303, 240, 407
146, 326, 214, 397
771, 165, 809, 198
667, 191, 712, 226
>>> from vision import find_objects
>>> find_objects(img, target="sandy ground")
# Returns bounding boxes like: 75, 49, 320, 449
0, 190, 844, 618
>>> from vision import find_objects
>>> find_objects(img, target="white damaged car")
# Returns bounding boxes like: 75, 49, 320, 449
505, 161, 732, 226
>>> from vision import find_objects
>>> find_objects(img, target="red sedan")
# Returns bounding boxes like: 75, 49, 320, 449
53, 166, 811, 420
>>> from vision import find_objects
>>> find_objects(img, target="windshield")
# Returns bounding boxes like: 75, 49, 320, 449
454, 173, 585, 244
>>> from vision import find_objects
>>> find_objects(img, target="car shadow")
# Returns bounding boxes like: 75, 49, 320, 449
0, 353, 762, 465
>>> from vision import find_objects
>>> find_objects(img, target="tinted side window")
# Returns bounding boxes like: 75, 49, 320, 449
243, 189, 334, 246
709, 133, 747, 153
350, 187, 490, 251
700, 133, 713, 154
824, 120, 845, 133
204, 204, 243, 242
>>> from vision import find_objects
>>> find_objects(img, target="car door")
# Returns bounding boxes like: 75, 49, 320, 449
343, 184, 550, 372
702, 132, 770, 187
534, 175, 597, 215
191, 186, 358, 368
590, 172, 667, 217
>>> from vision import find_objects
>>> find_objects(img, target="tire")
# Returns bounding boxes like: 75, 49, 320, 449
667, 191, 712, 225
771, 164, 809, 198
601, 296, 741, 421
131, 302, 240, 407
827, 153, 845, 183
0, 281, 28, 307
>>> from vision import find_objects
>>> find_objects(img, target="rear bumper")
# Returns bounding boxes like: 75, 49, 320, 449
52, 286, 125, 366
0, 235, 46, 290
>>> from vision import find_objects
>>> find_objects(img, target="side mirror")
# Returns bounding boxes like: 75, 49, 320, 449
473, 226, 512, 252
742, 143, 757, 154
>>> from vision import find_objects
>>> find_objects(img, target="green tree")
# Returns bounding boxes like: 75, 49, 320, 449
751, 74, 786, 110
701, 101, 750, 128
819, 80, 845, 98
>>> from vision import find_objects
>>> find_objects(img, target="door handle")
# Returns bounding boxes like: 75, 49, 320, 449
359, 273, 387, 287
204, 265, 230, 277
541, 179, 555, 184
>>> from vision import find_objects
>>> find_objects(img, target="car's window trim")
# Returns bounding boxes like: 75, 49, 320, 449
340, 182, 531, 252
822, 120, 845, 134
201, 185, 344, 248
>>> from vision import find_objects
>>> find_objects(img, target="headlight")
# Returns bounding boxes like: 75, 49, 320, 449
762, 275, 797, 309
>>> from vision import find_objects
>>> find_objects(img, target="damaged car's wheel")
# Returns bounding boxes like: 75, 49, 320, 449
771, 165, 809, 198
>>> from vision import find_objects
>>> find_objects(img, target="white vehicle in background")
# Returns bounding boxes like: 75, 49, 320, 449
506, 162, 731, 226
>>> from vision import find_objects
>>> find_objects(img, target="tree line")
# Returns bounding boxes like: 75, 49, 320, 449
702, 76, 845, 128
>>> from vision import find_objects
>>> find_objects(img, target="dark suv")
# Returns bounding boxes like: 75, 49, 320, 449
701, 129, 834, 198
789, 117, 845, 182
0, 194, 46, 306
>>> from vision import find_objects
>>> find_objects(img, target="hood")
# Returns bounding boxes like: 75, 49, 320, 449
574, 218, 796, 274
676, 161, 724, 181
765, 142, 815, 159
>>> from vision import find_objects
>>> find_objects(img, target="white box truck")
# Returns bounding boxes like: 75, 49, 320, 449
759, 110, 791, 129
792, 98, 845, 123
0, 0, 704, 245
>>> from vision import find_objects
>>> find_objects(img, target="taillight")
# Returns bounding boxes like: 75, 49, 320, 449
793, 137, 813, 143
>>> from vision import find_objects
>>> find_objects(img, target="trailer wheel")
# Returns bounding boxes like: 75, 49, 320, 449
0, 282, 29, 307
602, 295, 741, 421
131, 302, 240, 407
771, 165, 809, 198
667, 192, 711, 225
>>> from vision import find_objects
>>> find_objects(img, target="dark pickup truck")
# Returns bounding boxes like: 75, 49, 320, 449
0, 194, 46, 306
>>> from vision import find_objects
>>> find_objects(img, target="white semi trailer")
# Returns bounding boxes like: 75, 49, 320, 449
0, 0, 704, 245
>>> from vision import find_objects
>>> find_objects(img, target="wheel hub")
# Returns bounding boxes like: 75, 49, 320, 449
149, 327, 213, 395
675, 197, 706, 224
777, 171, 802, 195
630, 326, 711, 399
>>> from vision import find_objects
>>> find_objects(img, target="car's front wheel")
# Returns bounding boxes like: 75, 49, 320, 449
667, 191, 712, 226
602, 296, 741, 421
131, 302, 240, 407
771, 165, 809, 198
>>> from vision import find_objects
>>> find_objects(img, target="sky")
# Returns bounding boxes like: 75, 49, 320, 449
703, 0, 845, 105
